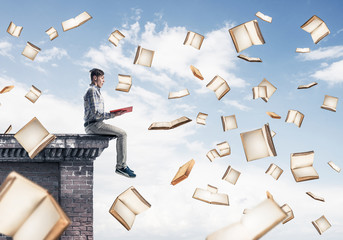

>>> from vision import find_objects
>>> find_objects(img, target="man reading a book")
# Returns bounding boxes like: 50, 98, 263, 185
83, 68, 136, 178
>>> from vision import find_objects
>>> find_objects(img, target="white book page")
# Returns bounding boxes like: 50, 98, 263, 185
113, 199, 136, 229
211, 193, 229, 205
223, 115, 237, 130
8, 22, 16, 34
215, 82, 229, 99
13, 196, 60, 240
119, 189, 150, 215
25, 92, 39, 102
245, 21, 263, 45
22, 45, 39, 60
191, 33, 203, 49
109, 35, 119, 46
323, 95, 338, 109
311, 22, 329, 43
13, 27, 22, 37
113, 30, 124, 40
137, 48, 154, 67
302, 17, 323, 33
314, 216, 331, 233
294, 112, 303, 127
116, 83, 130, 91
241, 129, 270, 161
118, 75, 131, 85
291, 152, 314, 169
231, 25, 252, 52
62, 19, 76, 31
259, 79, 276, 99
292, 166, 318, 179
225, 169, 240, 185
75, 12, 91, 25
184, 31, 195, 45
150, 122, 172, 129
207, 76, 224, 91
193, 188, 212, 203
286, 110, 297, 123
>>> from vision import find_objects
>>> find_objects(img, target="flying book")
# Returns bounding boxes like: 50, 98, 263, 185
190, 65, 204, 80
321, 95, 338, 112
240, 123, 277, 162
222, 165, 241, 185
0, 171, 70, 240
255, 11, 272, 23
306, 192, 325, 202
25, 85, 42, 103
62, 11, 92, 31
296, 48, 310, 53
110, 106, 133, 114
109, 186, 151, 231
168, 89, 190, 99
148, 116, 192, 130
221, 115, 238, 131
297, 82, 317, 89
7, 21, 23, 37
265, 163, 283, 180
312, 215, 331, 235
115, 74, 132, 92
281, 204, 294, 224
266, 112, 281, 119
237, 54, 262, 62
14, 117, 56, 159
254, 78, 277, 102
285, 110, 304, 128
206, 192, 287, 240
229, 20, 265, 53
183, 31, 204, 50
217, 141, 231, 157
0, 85, 14, 94
291, 151, 319, 182
4, 125, 12, 134
206, 75, 230, 100
206, 149, 220, 162
328, 161, 341, 173
22, 42, 41, 61
301, 15, 330, 44
171, 159, 195, 185
133, 46, 154, 67
196, 112, 208, 125
108, 30, 125, 47
45, 27, 58, 41
192, 185, 229, 206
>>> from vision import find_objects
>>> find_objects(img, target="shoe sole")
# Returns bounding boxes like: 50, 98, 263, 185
115, 169, 136, 178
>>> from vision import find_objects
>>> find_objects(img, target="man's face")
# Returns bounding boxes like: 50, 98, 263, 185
94, 75, 105, 88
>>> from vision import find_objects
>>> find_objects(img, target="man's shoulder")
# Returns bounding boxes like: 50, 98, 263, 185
85, 85, 99, 94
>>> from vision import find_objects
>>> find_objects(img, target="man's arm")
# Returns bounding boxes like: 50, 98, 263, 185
86, 88, 113, 120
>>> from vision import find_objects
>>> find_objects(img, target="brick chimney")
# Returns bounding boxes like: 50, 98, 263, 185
0, 134, 112, 240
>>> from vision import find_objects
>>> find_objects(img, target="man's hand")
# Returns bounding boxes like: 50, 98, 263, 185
113, 110, 126, 117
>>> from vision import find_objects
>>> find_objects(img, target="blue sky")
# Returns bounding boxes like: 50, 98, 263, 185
1, 0, 343, 239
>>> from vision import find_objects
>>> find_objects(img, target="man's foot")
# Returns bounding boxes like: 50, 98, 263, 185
116, 167, 136, 178
126, 166, 135, 173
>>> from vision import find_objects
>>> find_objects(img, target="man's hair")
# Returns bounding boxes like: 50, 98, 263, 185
89, 68, 104, 82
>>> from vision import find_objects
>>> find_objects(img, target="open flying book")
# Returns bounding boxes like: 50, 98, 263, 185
217, 141, 231, 157
222, 166, 241, 185
206, 192, 287, 240
168, 89, 190, 99
285, 110, 304, 127
133, 46, 155, 67
110, 106, 133, 114
206, 75, 230, 100
229, 20, 265, 53
115, 74, 132, 92
0, 171, 70, 240
183, 31, 204, 50
25, 85, 42, 103
196, 112, 208, 125
255, 11, 272, 23
14, 117, 56, 159
109, 186, 151, 231
328, 161, 341, 173
240, 123, 277, 161
296, 48, 310, 53
0, 85, 14, 94
62, 11, 92, 31
190, 65, 204, 80
206, 149, 220, 162
192, 185, 229, 206
297, 82, 317, 89
237, 54, 262, 62
265, 163, 283, 180
306, 192, 325, 202
321, 95, 338, 112
7, 22, 23, 37
148, 116, 192, 130
281, 204, 294, 224
301, 15, 330, 44
108, 30, 125, 47
171, 159, 195, 185
266, 112, 281, 119
291, 151, 319, 182
22, 42, 41, 61
45, 27, 58, 41
221, 115, 238, 131
253, 78, 276, 102
312, 215, 331, 235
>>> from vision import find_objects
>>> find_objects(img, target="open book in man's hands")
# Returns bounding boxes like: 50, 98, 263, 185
110, 106, 133, 115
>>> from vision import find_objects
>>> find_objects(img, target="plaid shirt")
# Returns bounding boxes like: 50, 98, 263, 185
84, 84, 113, 122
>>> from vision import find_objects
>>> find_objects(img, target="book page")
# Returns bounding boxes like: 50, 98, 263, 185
211, 193, 229, 205
215, 82, 230, 100
259, 79, 276, 99
323, 95, 338, 109
230, 24, 252, 52
313, 216, 331, 234
22, 43, 40, 61
149, 122, 172, 129
207, 149, 219, 162
137, 48, 154, 67
222, 115, 237, 131
183, 31, 194, 45
118, 75, 132, 85
245, 20, 263, 45
62, 19, 77, 31
207, 76, 224, 91
119, 188, 150, 215
302, 16, 322, 33
25, 91, 39, 103
224, 168, 240, 185
7, 22, 16, 34
241, 129, 270, 161
286, 110, 297, 123
261, 124, 276, 157
112, 199, 136, 230
294, 112, 304, 127
311, 22, 329, 43
291, 151, 314, 169
170, 116, 190, 128
75, 12, 92, 26
116, 83, 130, 91
193, 188, 212, 203
190, 33, 203, 49
0, 174, 47, 236
28, 133, 56, 159
168, 89, 189, 99
13, 196, 60, 240
292, 166, 319, 180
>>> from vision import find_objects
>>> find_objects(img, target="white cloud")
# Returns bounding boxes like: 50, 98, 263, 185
35, 47, 68, 63
311, 59, 343, 85
0, 40, 14, 60
298, 45, 343, 61
222, 99, 251, 111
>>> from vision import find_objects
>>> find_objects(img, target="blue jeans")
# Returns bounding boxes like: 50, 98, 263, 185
85, 121, 127, 169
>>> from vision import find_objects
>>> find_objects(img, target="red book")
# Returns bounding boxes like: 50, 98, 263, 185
110, 106, 133, 114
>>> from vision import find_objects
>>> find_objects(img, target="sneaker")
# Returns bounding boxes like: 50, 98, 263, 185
116, 167, 136, 178
126, 166, 135, 173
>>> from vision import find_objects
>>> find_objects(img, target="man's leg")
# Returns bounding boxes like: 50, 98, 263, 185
85, 121, 127, 169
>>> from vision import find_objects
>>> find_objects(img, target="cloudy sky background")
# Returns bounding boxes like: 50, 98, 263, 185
1, 0, 343, 239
